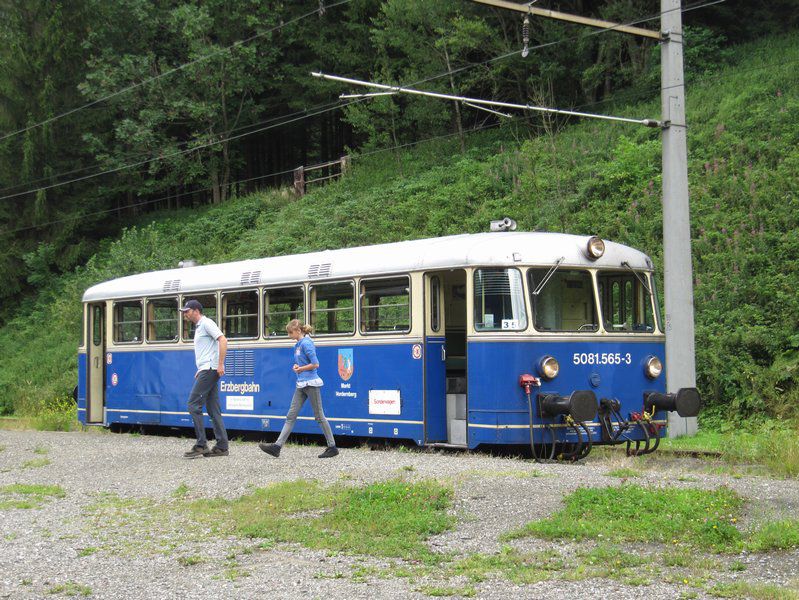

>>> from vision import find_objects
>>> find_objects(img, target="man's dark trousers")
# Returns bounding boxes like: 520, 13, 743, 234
188, 369, 228, 450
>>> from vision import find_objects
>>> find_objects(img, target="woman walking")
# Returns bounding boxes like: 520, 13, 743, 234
259, 319, 339, 458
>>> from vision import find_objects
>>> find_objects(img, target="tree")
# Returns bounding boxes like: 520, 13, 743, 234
0, 0, 97, 320
79, 0, 283, 207
344, 0, 494, 151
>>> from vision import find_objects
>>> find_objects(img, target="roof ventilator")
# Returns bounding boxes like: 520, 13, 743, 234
308, 263, 332, 278
240, 271, 261, 286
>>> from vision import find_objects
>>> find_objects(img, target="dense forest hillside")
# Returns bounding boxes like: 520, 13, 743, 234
0, 28, 797, 425
2, 0, 797, 318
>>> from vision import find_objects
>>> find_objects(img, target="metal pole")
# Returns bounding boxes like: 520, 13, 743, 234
661, 0, 698, 437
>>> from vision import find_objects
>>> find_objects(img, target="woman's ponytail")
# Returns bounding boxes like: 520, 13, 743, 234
286, 319, 314, 335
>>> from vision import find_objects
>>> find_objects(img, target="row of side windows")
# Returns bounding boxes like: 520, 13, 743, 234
110, 276, 411, 344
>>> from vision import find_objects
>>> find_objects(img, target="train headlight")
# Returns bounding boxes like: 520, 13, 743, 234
645, 355, 663, 379
586, 236, 605, 260
538, 356, 560, 380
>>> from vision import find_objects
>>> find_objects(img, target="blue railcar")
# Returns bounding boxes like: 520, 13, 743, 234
77, 230, 699, 459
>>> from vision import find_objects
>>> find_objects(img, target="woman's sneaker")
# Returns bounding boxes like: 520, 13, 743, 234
318, 446, 339, 458
184, 445, 209, 458
259, 443, 281, 457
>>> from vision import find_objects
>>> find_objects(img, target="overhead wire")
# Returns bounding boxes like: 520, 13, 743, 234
407, 0, 726, 92
1, 0, 730, 224
0, 114, 518, 237
0, 98, 363, 202
0, 166, 299, 237
2, 0, 725, 197
0, 96, 357, 196
0, 0, 354, 144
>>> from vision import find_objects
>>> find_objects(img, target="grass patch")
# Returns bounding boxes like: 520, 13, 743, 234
728, 560, 746, 572
708, 581, 799, 599
450, 545, 565, 584
503, 485, 744, 552
462, 469, 543, 479
661, 425, 799, 478
177, 555, 205, 566
21, 457, 51, 469
0, 483, 66, 509
76, 547, 98, 557
504, 485, 799, 556
172, 483, 190, 498
34, 445, 49, 454
606, 467, 640, 478
82, 492, 199, 557
3, 397, 84, 432
745, 519, 799, 552
447, 544, 656, 587
416, 585, 477, 597
188, 479, 453, 563
47, 581, 92, 596
570, 545, 657, 586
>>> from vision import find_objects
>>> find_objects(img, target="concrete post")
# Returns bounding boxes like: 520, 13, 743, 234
661, 0, 698, 436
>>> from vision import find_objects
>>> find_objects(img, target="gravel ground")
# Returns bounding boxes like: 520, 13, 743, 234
1, 429, 798, 599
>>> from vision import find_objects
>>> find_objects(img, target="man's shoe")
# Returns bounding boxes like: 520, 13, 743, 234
318, 446, 339, 458
259, 443, 281, 458
184, 444, 209, 458
205, 446, 229, 457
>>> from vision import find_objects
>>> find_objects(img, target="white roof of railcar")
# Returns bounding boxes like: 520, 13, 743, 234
82, 232, 653, 302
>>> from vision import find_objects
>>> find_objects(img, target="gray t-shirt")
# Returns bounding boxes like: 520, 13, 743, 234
193, 315, 223, 370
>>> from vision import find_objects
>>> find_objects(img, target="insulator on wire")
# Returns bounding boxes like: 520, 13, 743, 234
521, 14, 530, 58
319, 0, 325, 16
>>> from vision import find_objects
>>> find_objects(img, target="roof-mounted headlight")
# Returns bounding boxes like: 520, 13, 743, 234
585, 236, 605, 260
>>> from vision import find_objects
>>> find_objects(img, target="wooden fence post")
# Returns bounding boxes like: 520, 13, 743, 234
293, 166, 305, 197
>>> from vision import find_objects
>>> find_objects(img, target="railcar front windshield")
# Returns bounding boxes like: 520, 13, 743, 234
528, 269, 598, 332
597, 270, 656, 333
474, 268, 527, 331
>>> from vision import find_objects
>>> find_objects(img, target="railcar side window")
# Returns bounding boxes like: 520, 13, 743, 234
360, 276, 410, 334
222, 290, 259, 338
265, 286, 304, 337
473, 268, 527, 331
92, 305, 102, 346
146, 297, 179, 342
310, 281, 354, 335
182, 294, 218, 341
528, 269, 597, 332
596, 271, 655, 332
113, 300, 143, 343
431, 276, 441, 332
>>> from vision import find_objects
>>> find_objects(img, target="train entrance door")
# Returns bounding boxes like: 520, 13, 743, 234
424, 270, 467, 445
87, 303, 106, 423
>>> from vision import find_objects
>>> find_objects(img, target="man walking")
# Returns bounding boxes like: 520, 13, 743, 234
180, 299, 229, 458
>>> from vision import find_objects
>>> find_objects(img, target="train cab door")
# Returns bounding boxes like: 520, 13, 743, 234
424, 273, 447, 442
86, 302, 106, 423
424, 269, 468, 445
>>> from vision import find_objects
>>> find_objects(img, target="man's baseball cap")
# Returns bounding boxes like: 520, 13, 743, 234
179, 299, 203, 312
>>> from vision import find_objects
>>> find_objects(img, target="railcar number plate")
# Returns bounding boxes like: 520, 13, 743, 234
572, 352, 632, 365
